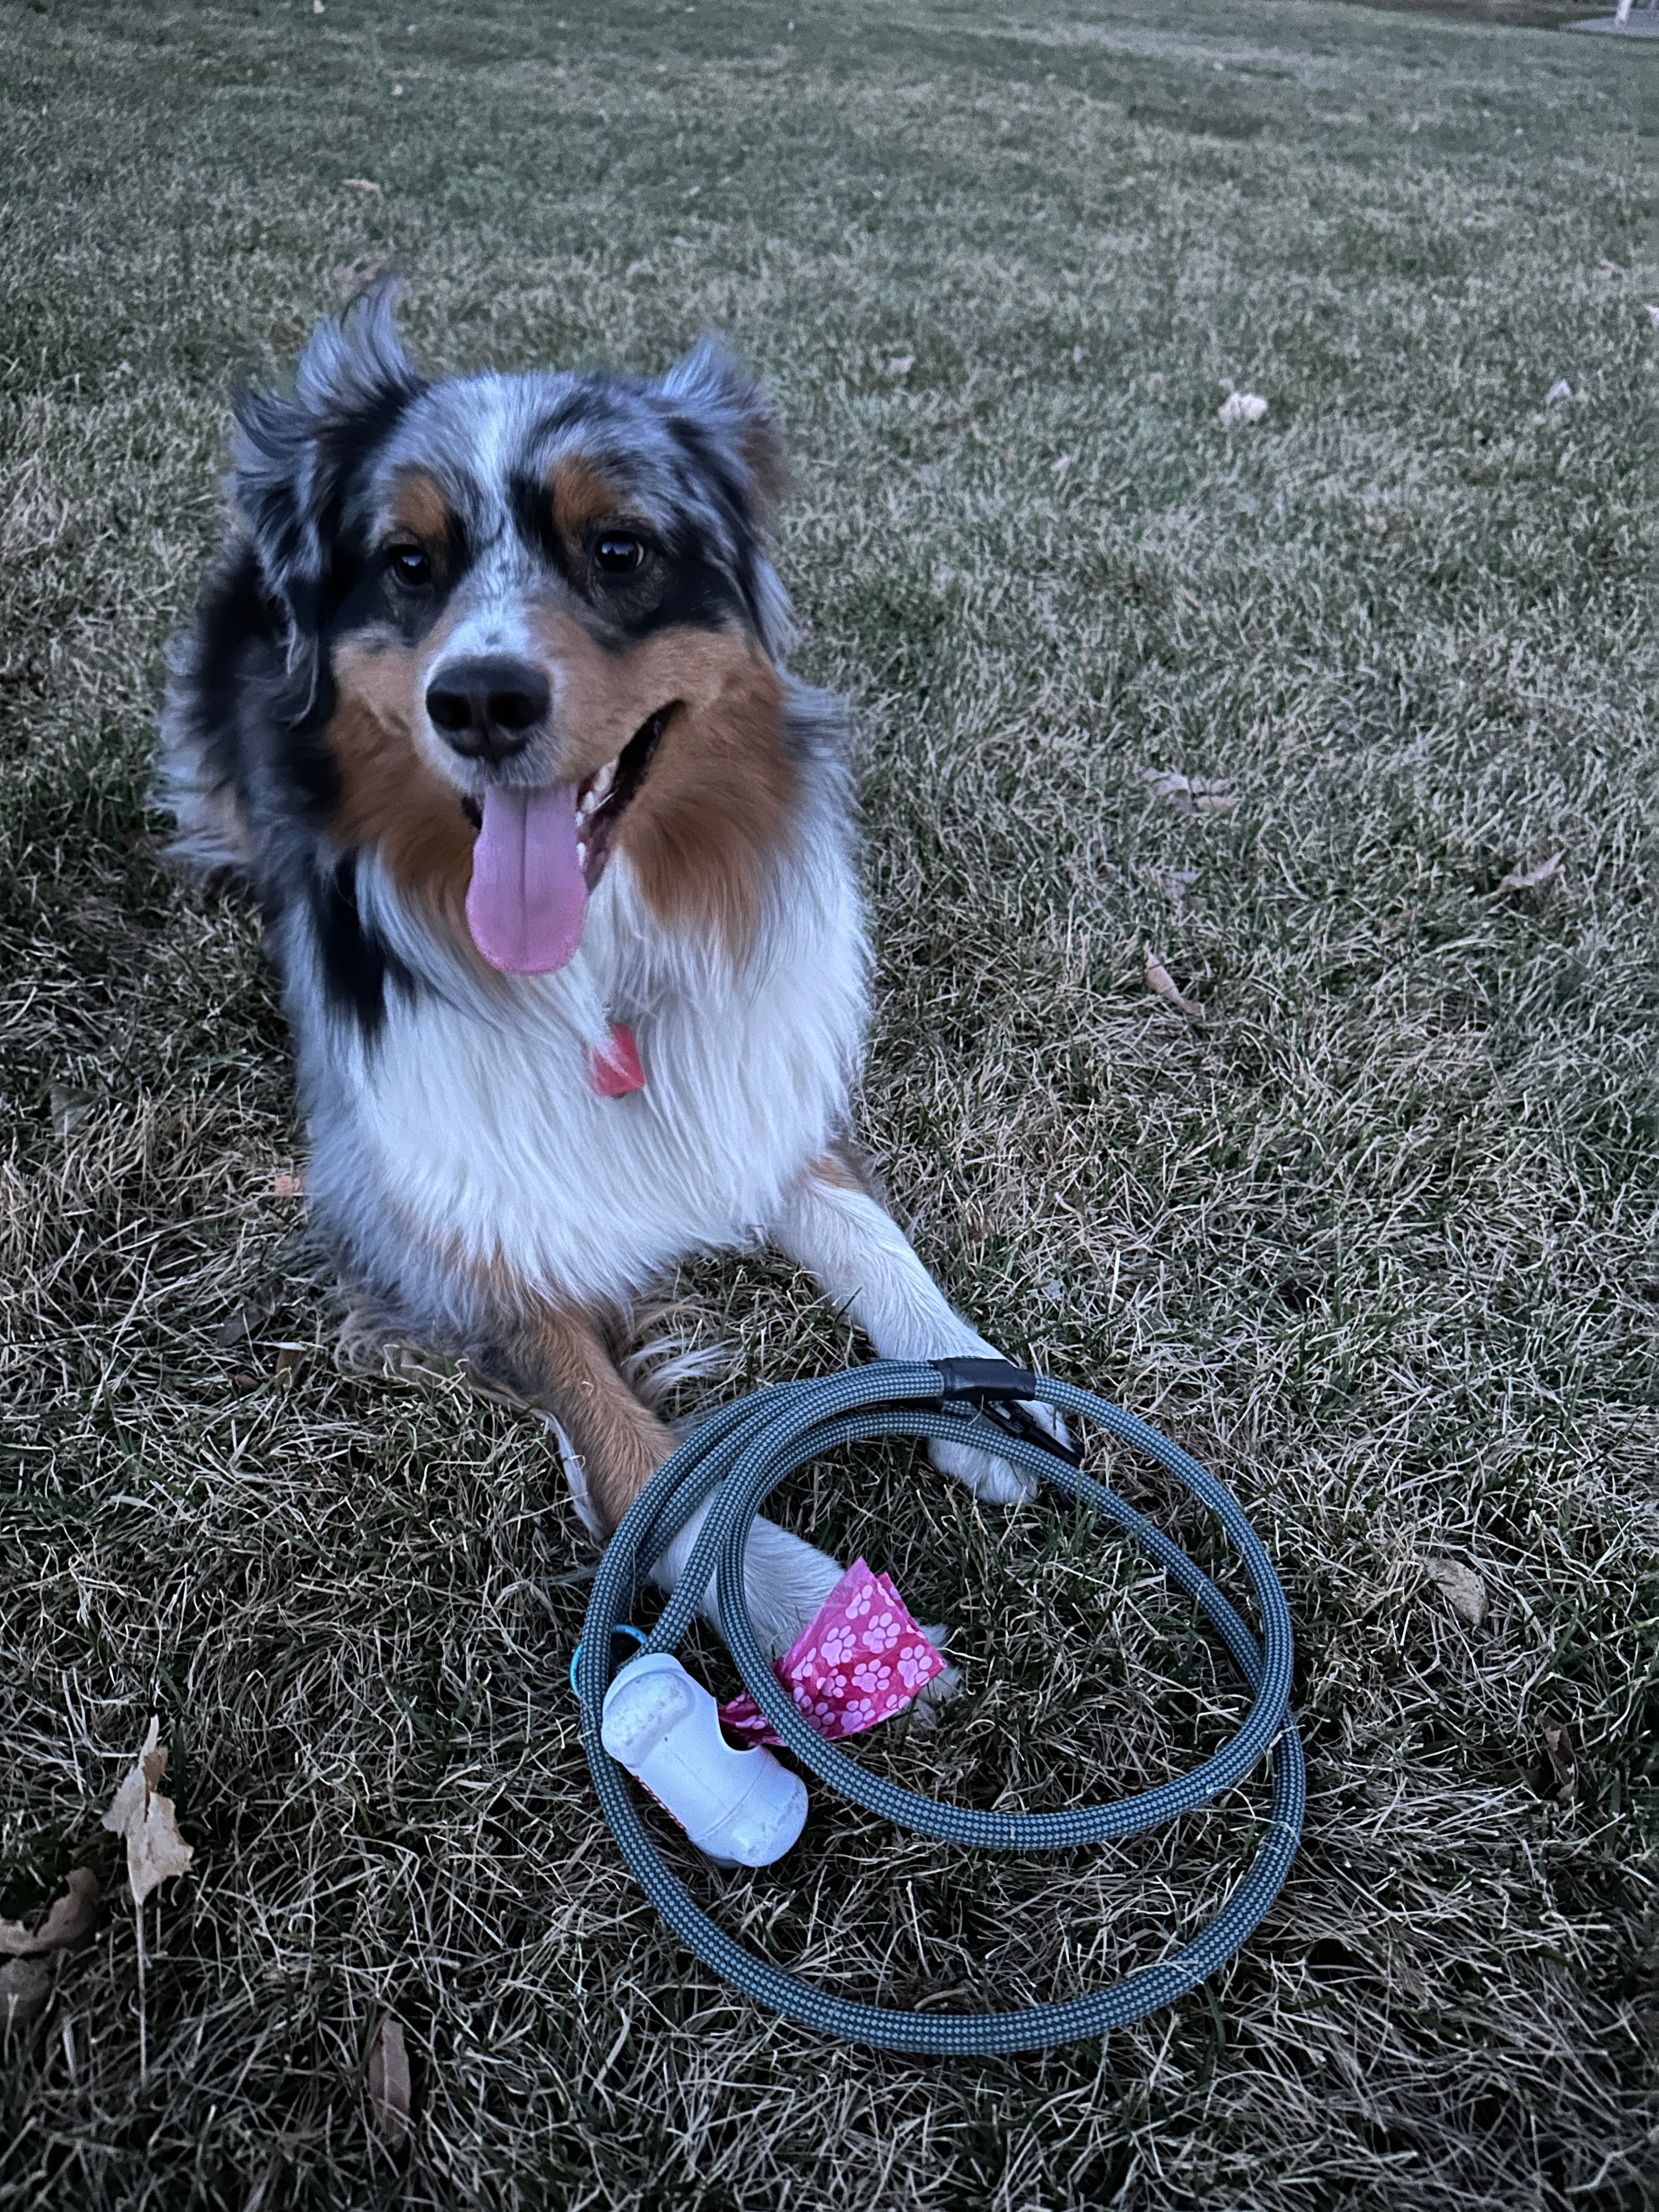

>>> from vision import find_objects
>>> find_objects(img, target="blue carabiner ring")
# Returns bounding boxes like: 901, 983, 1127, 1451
569, 1620, 648, 1697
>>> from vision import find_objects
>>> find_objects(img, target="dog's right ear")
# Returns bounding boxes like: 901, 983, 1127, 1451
231, 280, 422, 631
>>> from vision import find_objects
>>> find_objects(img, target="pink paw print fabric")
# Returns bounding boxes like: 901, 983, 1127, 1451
719, 1559, 945, 1747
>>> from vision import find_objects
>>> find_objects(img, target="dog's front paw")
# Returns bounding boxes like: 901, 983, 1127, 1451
928, 1396, 1068, 1506
928, 1432, 1039, 1503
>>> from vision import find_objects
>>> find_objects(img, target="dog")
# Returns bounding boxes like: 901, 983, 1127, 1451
156, 284, 1053, 1658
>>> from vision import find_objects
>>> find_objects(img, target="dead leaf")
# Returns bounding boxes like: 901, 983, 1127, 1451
1363, 512, 1388, 535
885, 353, 914, 376
49, 1084, 97, 1138
1218, 391, 1267, 427
1050, 453, 1073, 478
215, 1296, 272, 1347
100, 1719, 194, 1906
274, 1347, 303, 1376
1541, 1724, 1577, 1806
341, 177, 381, 194
329, 256, 388, 291
1492, 851, 1563, 896
1141, 768, 1238, 817
1152, 865, 1201, 905
0, 1869, 99, 1959
1425, 1558, 1488, 1629
1145, 951, 1205, 1023
0, 1959, 51, 2037
369, 2015, 413, 2142
272, 1171, 306, 1198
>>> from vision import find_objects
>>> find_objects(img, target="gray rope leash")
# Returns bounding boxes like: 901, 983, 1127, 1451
577, 1358, 1305, 2055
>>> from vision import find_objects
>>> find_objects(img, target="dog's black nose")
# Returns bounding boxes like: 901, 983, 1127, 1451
425, 656, 550, 765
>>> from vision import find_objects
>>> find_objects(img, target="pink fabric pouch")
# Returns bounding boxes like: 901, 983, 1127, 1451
719, 1558, 945, 1747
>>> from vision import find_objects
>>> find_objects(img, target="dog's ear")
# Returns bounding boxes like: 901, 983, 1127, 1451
231, 280, 423, 629
657, 338, 788, 527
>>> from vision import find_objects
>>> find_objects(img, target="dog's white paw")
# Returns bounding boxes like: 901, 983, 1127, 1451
929, 1432, 1038, 1503
928, 1398, 1068, 1505
654, 1509, 846, 1662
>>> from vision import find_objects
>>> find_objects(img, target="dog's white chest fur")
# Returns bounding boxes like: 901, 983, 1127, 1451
325, 850, 869, 1307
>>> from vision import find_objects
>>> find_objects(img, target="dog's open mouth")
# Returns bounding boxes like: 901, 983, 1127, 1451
573, 709, 667, 895
463, 709, 669, 977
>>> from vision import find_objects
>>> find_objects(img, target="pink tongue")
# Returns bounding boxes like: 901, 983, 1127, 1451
465, 784, 589, 974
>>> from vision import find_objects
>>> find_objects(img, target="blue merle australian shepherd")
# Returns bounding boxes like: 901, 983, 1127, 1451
157, 284, 1057, 1655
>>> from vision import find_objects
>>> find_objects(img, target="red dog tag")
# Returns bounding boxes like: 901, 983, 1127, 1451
588, 1022, 645, 1097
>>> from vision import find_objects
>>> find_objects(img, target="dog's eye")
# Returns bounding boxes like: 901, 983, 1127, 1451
594, 534, 646, 577
388, 545, 432, 588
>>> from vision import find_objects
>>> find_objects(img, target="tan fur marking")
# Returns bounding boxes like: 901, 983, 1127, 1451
620, 651, 795, 954
499, 1304, 675, 1530
522, 611, 795, 953
806, 1142, 879, 1200
549, 455, 635, 552
388, 469, 454, 555
330, 634, 476, 924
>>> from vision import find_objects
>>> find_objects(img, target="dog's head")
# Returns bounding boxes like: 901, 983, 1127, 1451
233, 282, 795, 970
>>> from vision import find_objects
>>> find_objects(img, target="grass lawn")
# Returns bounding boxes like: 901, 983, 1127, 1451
1, 0, 1656, 2204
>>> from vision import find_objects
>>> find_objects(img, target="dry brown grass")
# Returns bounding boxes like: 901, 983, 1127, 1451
1, 0, 1655, 2205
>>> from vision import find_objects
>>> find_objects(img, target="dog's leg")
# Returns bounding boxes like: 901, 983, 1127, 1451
498, 1305, 845, 1657
770, 1154, 1064, 1504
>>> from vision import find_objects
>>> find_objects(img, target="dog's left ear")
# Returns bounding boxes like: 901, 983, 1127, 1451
231, 280, 424, 631
658, 340, 788, 527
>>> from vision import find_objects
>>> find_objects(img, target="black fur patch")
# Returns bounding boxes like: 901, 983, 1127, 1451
307, 850, 410, 1040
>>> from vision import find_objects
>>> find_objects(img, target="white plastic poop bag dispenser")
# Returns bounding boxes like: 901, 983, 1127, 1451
599, 1650, 808, 1868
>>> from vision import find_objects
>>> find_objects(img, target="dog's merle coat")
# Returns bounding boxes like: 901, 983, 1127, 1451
158, 285, 1052, 1652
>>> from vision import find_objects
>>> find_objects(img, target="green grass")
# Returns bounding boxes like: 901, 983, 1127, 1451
1, 0, 1656, 2205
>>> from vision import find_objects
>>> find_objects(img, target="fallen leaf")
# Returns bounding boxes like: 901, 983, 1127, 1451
1050, 453, 1073, 478
1425, 1558, 1488, 1628
272, 1171, 306, 1198
0, 1960, 51, 2037
369, 2015, 413, 2142
1545, 379, 1573, 403
1647, 304, 1659, 330
1493, 850, 1563, 896
0, 1869, 99, 1959
1218, 391, 1267, 427
1141, 768, 1238, 817
1152, 865, 1201, 904
215, 1296, 272, 1347
342, 178, 381, 194
274, 1346, 303, 1376
885, 353, 914, 376
100, 1719, 194, 1907
49, 1084, 97, 1138
1541, 1724, 1577, 1806
1145, 951, 1205, 1023
1363, 512, 1388, 535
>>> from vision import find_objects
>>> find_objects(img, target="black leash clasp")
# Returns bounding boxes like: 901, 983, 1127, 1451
929, 1358, 1083, 1467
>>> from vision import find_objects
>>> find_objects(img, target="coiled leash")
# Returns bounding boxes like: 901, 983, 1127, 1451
575, 1358, 1305, 2055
